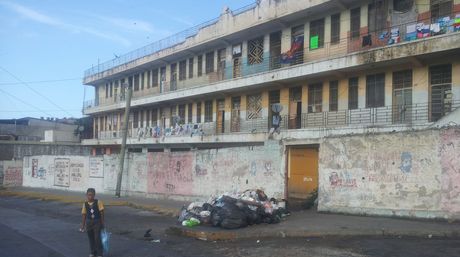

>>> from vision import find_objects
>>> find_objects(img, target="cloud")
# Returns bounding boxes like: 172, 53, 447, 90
0, 2, 131, 46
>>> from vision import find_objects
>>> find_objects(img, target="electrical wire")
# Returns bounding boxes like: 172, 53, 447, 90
0, 88, 54, 117
0, 77, 81, 86
0, 66, 74, 117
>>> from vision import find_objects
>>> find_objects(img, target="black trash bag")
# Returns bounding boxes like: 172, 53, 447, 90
202, 203, 213, 211
211, 207, 224, 227
219, 203, 248, 229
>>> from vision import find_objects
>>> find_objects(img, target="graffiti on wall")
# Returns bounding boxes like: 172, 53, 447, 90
54, 158, 70, 187
399, 152, 412, 173
31, 159, 38, 177
3, 165, 23, 186
89, 157, 104, 178
147, 152, 193, 195
70, 162, 84, 184
329, 171, 357, 188
440, 128, 460, 213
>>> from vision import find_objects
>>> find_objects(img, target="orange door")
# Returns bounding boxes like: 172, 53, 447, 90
288, 148, 318, 199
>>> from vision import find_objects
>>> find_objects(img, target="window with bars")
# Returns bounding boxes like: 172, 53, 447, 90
248, 37, 264, 65
205, 52, 214, 74
152, 68, 158, 87
368, 1, 387, 34
204, 100, 213, 122
105, 84, 109, 98
198, 55, 203, 76
188, 58, 194, 79
349, 77, 359, 110
331, 13, 341, 44
350, 7, 361, 39
366, 73, 385, 108
393, 70, 413, 123
430, 64, 452, 121
151, 109, 158, 126
196, 102, 202, 123
308, 83, 323, 113
329, 81, 339, 111
179, 60, 186, 81
431, 0, 452, 22
246, 93, 262, 120
188, 103, 193, 123
310, 18, 325, 49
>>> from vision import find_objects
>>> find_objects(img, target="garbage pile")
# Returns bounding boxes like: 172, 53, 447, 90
178, 189, 290, 229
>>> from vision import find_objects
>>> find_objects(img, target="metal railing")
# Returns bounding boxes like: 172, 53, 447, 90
84, 12, 460, 111
92, 100, 460, 141
84, 2, 259, 78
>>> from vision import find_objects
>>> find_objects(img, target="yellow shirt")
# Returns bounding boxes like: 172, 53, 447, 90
81, 200, 105, 215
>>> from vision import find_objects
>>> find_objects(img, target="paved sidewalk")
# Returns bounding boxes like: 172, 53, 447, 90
2, 186, 460, 241
0, 186, 187, 216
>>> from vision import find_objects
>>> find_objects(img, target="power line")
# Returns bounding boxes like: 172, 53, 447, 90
0, 88, 54, 117
0, 77, 82, 86
0, 66, 74, 117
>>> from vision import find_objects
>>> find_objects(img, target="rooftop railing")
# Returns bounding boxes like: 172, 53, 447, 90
84, 2, 259, 78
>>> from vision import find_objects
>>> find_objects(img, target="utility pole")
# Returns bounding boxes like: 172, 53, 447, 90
115, 83, 132, 197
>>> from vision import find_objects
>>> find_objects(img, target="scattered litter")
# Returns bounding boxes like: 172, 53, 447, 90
428, 234, 432, 239
256, 240, 260, 243
178, 189, 290, 229
150, 239, 161, 243
144, 229, 152, 238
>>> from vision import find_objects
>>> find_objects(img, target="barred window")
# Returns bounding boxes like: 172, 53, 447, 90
204, 100, 213, 122
246, 93, 262, 119
366, 73, 385, 108
331, 13, 341, 44
179, 60, 186, 81
350, 7, 361, 39
308, 83, 323, 113
329, 81, 338, 111
248, 37, 264, 65
349, 77, 359, 110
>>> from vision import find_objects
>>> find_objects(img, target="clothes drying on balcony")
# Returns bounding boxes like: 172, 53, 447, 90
281, 35, 304, 64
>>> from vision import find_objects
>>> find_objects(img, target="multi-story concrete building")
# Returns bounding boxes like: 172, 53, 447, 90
80, 0, 460, 218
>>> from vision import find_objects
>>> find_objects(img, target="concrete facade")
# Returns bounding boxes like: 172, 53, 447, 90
318, 127, 460, 220
0, 160, 23, 187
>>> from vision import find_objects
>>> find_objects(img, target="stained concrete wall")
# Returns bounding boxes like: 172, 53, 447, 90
0, 160, 23, 186
318, 127, 460, 219
21, 142, 285, 200
0, 142, 91, 161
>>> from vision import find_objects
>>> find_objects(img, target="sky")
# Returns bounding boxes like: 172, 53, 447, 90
0, 0, 254, 119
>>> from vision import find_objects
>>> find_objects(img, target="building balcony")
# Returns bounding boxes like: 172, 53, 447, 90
82, 100, 460, 146
83, 27, 460, 115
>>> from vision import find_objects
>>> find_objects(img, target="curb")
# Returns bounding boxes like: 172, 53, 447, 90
0, 190, 178, 217
166, 225, 460, 241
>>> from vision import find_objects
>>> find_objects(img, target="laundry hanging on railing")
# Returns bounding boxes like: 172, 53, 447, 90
280, 35, 304, 64
362, 34, 372, 47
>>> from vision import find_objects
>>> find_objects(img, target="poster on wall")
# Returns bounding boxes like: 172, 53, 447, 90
89, 157, 104, 178
54, 158, 70, 187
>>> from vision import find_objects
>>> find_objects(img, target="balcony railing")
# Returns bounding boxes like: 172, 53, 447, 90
92, 100, 460, 141
84, 12, 460, 111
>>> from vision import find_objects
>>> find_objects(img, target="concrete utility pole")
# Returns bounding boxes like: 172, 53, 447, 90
115, 83, 132, 197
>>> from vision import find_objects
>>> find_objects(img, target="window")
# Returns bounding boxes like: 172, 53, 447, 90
204, 100, 213, 122
308, 83, 323, 113
248, 37, 264, 65
133, 111, 139, 128
147, 71, 151, 88
188, 58, 194, 79
197, 55, 203, 76
188, 103, 193, 123
151, 109, 158, 126
393, 0, 414, 12
368, 1, 387, 33
134, 74, 139, 91
178, 104, 186, 124
140, 110, 144, 127
331, 13, 341, 44
393, 70, 413, 123
105, 84, 109, 98
430, 64, 452, 121
329, 81, 338, 111
350, 7, 361, 39
152, 68, 158, 87
349, 77, 359, 110
196, 102, 202, 123
431, 0, 452, 22
205, 51, 214, 74
170, 63, 177, 91
109, 82, 113, 97
309, 18, 325, 49
291, 25, 304, 64
247, 93, 262, 119
141, 73, 144, 90
179, 60, 186, 81
366, 74, 385, 108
